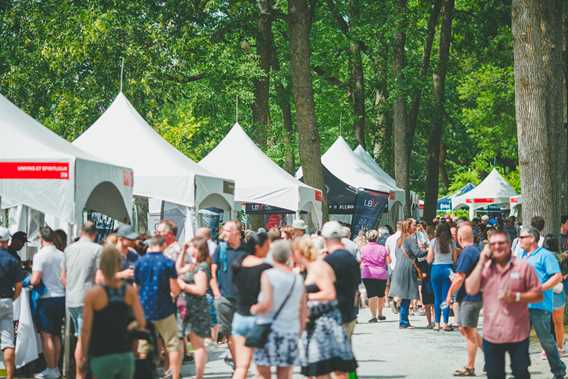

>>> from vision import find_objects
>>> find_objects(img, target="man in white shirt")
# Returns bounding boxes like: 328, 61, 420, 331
385, 221, 402, 305
31, 226, 65, 379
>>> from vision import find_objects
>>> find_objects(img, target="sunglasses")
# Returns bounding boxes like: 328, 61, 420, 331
489, 241, 508, 246
519, 235, 532, 239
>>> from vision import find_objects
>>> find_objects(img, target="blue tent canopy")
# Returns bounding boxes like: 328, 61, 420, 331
437, 183, 476, 212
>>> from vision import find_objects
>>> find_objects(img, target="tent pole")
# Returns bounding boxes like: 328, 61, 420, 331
120, 57, 125, 93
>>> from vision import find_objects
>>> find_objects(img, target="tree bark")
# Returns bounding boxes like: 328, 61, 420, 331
252, 0, 273, 148
407, 0, 442, 158
350, 39, 366, 147
439, 143, 449, 190
512, 0, 557, 234
423, 0, 454, 222
288, 0, 328, 220
393, 0, 410, 217
134, 196, 149, 234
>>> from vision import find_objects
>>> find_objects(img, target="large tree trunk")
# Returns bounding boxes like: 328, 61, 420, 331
564, 4, 568, 214
252, 0, 273, 147
423, 0, 454, 222
393, 0, 410, 217
407, 0, 442, 158
512, 0, 557, 235
350, 40, 366, 147
288, 0, 328, 220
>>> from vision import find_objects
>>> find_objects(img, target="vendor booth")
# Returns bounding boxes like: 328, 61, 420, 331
510, 195, 522, 219
0, 93, 133, 227
452, 168, 518, 220
437, 183, 476, 213
74, 93, 234, 239
297, 137, 393, 234
353, 145, 408, 224
200, 123, 322, 230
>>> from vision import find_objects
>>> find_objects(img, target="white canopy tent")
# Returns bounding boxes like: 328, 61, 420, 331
74, 93, 234, 238
200, 123, 323, 228
452, 168, 518, 219
0, 93, 133, 227
353, 145, 407, 224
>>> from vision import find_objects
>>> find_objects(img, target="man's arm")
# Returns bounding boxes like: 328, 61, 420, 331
446, 272, 465, 304
541, 254, 563, 290
13, 282, 22, 300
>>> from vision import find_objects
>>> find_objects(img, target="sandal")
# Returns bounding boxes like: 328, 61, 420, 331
453, 367, 475, 377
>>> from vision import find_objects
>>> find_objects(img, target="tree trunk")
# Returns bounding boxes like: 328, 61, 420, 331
134, 196, 149, 233
423, 0, 454, 222
393, 0, 410, 217
564, 3, 568, 214
439, 143, 449, 190
351, 40, 366, 147
512, 0, 557, 235
252, 0, 273, 148
276, 81, 296, 173
407, 0, 442, 158
288, 0, 328, 220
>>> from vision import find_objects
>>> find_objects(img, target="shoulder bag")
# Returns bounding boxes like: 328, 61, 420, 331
245, 275, 297, 348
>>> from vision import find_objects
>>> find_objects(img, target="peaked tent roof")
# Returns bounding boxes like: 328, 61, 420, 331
74, 93, 232, 208
0, 93, 133, 224
437, 182, 475, 210
452, 169, 518, 209
353, 145, 401, 191
199, 123, 321, 219
298, 137, 393, 194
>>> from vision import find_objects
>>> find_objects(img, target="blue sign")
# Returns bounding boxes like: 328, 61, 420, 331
437, 183, 475, 212
351, 190, 389, 237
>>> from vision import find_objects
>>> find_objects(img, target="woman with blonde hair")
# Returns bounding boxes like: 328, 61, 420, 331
79, 244, 145, 379
389, 219, 426, 329
177, 236, 212, 379
292, 236, 357, 378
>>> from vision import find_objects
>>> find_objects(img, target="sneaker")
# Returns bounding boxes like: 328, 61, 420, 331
368, 317, 378, 323
34, 369, 51, 379
378, 315, 386, 321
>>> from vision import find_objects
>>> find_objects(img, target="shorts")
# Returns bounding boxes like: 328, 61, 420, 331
68, 306, 83, 337
37, 297, 65, 336
553, 292, 566, 310
214, 296, 236, 336
207, 294, 218, 325
231, 313, 256, 337
457, 301, 482, 328
362, 279, 387, 298
0, 298, 15, 350
90, 352, 135, 379
140, 314, 180, 354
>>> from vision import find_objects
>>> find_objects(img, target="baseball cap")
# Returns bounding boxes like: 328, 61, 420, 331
116, 225, 139, 240
292, 219, 307, 231
0, 227, 11, 242
321, 221, 342, 240
11, 231, 29, 242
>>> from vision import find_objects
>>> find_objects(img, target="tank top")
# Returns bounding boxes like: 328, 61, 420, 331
431, 238, 455, 265
89, 284, 131, 357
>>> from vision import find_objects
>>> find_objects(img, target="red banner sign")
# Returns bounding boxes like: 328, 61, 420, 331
0, 162, 70, 179
315, 190, 322, 202
466, 198, 494, 204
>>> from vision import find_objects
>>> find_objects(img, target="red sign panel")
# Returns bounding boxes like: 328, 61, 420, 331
315, 190, 322, 202
0, 162, 70, 180
466, 198, 494, 204
123, 169, 134, 187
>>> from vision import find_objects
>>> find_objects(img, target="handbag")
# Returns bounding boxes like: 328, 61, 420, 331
402, 246, 427, 281
245, 275, 297, 348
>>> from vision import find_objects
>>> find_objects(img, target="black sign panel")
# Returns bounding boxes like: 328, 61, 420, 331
351, 190, 389, 236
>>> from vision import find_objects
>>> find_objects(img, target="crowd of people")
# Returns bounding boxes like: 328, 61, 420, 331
0, 212, 568, 379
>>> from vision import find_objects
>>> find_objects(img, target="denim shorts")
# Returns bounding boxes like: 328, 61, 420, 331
231, 313, 256, 337
68, 306, 83, 337
0, 298, 14, 350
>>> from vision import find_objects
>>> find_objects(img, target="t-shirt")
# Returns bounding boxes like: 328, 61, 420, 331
120, 248, 139, 270
163, 241, 182, 262
63, 237, 102, 307
385, 231, 400, 270
233, 262, 272, 316
519, 247, 561, 312
32, 245, 65, 298
212, 242, 246, 301
430, 238, 455, 265
134, 252, 177, 321
324, 249, 361, 323
360, 242, 389, 280
0, 249, 24, 298
6, 247, 21, 262
455, 245, 481, 302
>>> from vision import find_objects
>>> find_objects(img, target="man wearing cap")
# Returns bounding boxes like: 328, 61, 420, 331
7, 231, 28, 262
0, 227, 24, 379
321, 221, 361, 340
60, 221, 101, 379
115, 225, 140, 281
292, 219, 307, 239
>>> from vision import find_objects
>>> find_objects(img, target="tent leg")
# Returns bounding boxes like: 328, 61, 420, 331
469, 206, 475, 221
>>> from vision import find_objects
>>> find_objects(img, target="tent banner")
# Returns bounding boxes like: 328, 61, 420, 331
245, 203, 296, 215
0, 162, 69, 179
351, 190, 389, 237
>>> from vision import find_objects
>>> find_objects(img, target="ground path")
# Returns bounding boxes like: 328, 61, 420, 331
183, 310, 558, 379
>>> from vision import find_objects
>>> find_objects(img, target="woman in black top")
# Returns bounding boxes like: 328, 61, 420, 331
231, 232, 271, 379
79, 245, 145, 379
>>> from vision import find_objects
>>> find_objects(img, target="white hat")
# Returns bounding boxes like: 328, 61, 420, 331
481, 215, 489, 222
292, 219, 307, 231
321, 221, 342, 240
0, 227, 11, 242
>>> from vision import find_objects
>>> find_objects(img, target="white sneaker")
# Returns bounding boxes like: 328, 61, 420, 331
34, 368, 52, 379
50, 367, 61, 378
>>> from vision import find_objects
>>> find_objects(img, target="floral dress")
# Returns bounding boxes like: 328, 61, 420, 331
178, 262, 211, 338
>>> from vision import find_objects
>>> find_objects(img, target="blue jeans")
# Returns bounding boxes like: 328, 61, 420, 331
430, 264, 451, 324
399, 299, 410, 327
483, 338, 530, 379
530, 309, 566, 378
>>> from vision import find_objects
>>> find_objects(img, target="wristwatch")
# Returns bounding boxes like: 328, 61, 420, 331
515, 292, 521, 302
